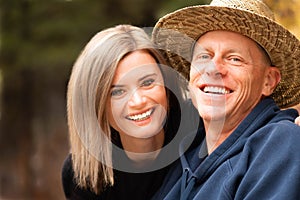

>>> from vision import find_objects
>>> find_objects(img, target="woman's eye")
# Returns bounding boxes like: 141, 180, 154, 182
111, 89, 125, 97
141, 78, 155, 87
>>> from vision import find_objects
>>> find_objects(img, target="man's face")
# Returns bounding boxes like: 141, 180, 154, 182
189, 30, 280, 130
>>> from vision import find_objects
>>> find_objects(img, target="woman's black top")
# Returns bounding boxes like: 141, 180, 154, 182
62, 120, 177, 200
62, 153, 171, 200
61, 100, 199, 200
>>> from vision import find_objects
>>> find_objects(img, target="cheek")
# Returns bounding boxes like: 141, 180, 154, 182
106, 101, 114, 126
237, 73, 265, 101
250, 72, 266, 90
156, 86, 168, 109
190, 61, 206, 82
106, 100, 122, 130
189, 67, 198, 83
187, 83, 200, 112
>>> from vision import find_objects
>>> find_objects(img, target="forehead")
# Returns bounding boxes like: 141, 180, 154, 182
113, 50, 161, 82
194, 30, 259, 52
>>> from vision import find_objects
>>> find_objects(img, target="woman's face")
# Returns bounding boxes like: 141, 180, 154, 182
106, 50, 168, 140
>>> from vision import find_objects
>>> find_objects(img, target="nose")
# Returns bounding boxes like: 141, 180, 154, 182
205, 57, 225, 78
128, 89, 146, 107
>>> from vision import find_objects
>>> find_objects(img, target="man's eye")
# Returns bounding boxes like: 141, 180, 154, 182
141, 79, 155, 87
200, 54, 210, 59
111, 89, 125, 96
227, 56, 243, 66
230, 57, 241, 62
194, 53, 211, 62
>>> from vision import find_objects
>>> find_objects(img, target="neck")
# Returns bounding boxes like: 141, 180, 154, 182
203, 101, 261, 154
120, 130, 164, 166
203, 119, 233, 155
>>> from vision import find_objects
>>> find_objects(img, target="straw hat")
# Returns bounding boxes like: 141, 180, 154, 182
152, 0, 300, 108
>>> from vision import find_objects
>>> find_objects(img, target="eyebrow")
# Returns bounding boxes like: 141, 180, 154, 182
110, 84, 124, 88
138, 73, 157, 81
110, 73, 157, 88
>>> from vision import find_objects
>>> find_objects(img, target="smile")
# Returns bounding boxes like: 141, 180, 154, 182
202, 86, 231, 95
126, 108, 154, 121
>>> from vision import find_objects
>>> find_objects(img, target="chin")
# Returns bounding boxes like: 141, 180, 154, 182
198, 107, 226, 121
125, 125, 163, 139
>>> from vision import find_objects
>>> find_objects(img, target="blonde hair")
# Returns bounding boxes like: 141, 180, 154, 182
67, 25, 171, 194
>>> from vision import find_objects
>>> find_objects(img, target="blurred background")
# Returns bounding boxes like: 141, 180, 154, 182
0, 0, 299, 199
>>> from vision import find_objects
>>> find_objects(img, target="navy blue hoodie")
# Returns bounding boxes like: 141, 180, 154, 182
152, 98, 300, 200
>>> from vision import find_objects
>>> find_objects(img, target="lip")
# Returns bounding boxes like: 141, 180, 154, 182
126, 108, 155, 121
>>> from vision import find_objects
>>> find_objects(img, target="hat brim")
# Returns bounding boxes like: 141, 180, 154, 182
153, 5, 300, 108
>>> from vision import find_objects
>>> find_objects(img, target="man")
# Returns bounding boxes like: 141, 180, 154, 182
151, 0, 300, 199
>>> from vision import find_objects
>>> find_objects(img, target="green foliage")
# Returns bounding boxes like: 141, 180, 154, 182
157, 0, 210, 18
1, 0, 105, 74
0, 0, 167, 75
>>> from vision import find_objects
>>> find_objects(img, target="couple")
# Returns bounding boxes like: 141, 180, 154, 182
62, 0, 300, 199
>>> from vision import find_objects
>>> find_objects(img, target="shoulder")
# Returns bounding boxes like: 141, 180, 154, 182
238, 107, 300, 156
62, 154, 73, 174
61, 154, 100, 199
263, 109, 300, 137
265, 120, 300, 148
250, 107, 300, 139
62, 154, 74, 183
246, 115, 300, 159
61, 154, 75, 198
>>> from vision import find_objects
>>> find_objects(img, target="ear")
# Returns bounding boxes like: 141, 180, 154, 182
262, 67, 281, 96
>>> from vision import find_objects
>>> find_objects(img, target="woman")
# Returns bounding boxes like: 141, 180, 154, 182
61, 24, 199, 199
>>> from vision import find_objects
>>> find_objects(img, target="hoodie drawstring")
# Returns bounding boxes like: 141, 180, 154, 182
180, 168, 196, 200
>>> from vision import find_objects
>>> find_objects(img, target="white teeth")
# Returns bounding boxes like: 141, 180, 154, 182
127, 109, 153, 121
203, 86, 230, 94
